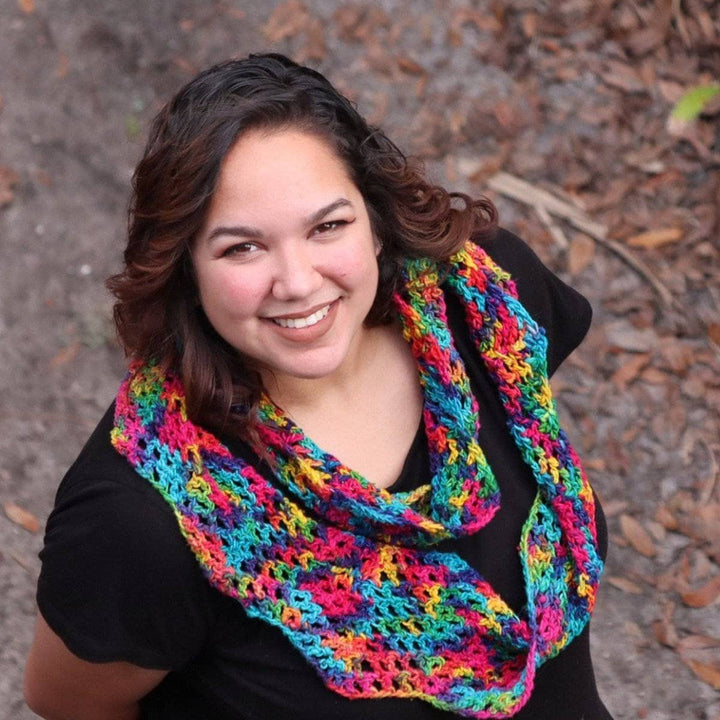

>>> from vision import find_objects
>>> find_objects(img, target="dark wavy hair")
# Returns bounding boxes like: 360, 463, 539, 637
107, 53, 497, 436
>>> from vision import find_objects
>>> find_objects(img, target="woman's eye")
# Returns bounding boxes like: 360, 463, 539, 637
221, 242, 259, 258
314, 220, 347, 235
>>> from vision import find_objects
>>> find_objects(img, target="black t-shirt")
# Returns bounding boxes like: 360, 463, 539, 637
37, 229, 613, 720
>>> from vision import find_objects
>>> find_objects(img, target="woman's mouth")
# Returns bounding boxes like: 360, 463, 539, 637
271, 303, 332, 329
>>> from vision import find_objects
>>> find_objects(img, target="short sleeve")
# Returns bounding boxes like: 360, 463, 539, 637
479, 228, 593, 375
37, 405, 215, 670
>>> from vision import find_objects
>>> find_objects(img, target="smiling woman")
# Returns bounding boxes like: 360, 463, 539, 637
25, 54, 613, 720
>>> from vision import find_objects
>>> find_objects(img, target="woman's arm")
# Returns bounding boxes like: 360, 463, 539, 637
24, 613, 168, 720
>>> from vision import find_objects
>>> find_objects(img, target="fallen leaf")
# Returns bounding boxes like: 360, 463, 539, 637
627, 227, 684, 249
671, 83, 720, 123
333, 5, 389, 43
521, 12, 537, 38
611, 353, 651, 389
625, 26, 668, 56
676, 505, 720, 544
658, 79, 686, 104
0, 165, 20, 208
608, 575, 644, 594
8, 550, 34, 571
49, 340, 80, 369
567, 233, 595, 275
299, 17, 326, 62
602, 499, 629, 517
224, 8, 246, 21
3, 502, 40, 533
583, 457, 606, 472
18, 0, 35, 13
676, 634, 720, 652
640, 367, 669, 384
605, 322, 658, 353
658, 339, 695, 374
56, 52, 69, 79
655, 505, 678, 531
682, 659, 720, 690
172, 56, 197, 76
263, 0, 309, 42
681, 575, 720, 608
396, 55, 425, 76
620, 514, 657, 557
652, 619, 678, 647
601, 60, 647, 93
708, 323, 720, 346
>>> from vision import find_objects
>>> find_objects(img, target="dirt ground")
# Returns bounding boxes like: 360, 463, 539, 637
1, 1, 719, 719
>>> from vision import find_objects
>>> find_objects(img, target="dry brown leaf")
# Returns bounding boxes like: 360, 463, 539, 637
3, 502, 40, 533
653, 619, 678, 647
49, 340, 80, 369
677, 634, 720, 652
56, 52, 69, 79
655, 505, 678, 531
653, 599, 679, 646
627, 227, 684, 249
641, 367, 669, 384
521, 12, 537, 38
263, 0, 309, 42
658, 339, 694, 375
451, 7, 502, 35
0, 165, 20, 208
18, 0, 35, 13
299, 18, 326, 62
681, 575, 720, 608
677, 506, 720, 543
625, 26, 668, 56
224, 8, 246, 21
682, 659, 720, 690
583, 457, 606, 472
170, 56, 196, 76
396, 55, 425, 76
611, 353, 651, 389
607, 575, 644, 594
708, 323, 720, 346
658, 79, 686, 104
604, 322, 657, 353
567, 233, 595, 275
620, 514, 657, 557
333, 5, 389, 43
602, 499, 629, 517
601, 60, 647, 93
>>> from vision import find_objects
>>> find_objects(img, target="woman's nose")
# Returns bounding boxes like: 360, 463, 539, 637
271, 242, 323, 301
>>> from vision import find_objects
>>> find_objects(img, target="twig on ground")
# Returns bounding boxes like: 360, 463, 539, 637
486, 171, 676, 309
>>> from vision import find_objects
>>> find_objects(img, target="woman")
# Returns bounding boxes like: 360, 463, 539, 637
25, 54, 612, 719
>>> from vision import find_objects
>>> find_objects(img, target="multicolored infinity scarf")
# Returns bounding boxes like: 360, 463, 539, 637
112, 240, 603, 718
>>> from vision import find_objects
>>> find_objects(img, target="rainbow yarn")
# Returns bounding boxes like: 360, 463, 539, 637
112, 241, 603, 718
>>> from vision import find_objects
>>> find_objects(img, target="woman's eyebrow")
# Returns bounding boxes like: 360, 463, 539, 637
206, 225, 263, 243
206, 198, 354, 244
306, 198, 353, 226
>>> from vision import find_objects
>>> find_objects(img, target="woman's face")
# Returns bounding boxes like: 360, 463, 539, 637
192, 128, 380, 387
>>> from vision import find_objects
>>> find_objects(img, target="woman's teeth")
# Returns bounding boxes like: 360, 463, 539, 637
272, 304, 331, 329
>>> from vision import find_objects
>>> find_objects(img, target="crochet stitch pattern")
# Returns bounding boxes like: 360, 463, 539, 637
112, 241, 603, 718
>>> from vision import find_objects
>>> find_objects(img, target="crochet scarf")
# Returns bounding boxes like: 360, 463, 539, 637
112, 241, 603, 718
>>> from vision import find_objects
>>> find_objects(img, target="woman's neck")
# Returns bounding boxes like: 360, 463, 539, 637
260, 322, 401, 414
